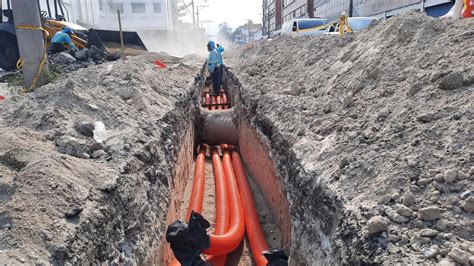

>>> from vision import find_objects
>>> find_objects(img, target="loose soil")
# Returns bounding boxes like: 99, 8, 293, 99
226, 12, 473, 265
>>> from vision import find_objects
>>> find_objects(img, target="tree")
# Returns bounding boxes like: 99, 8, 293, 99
218, 22, 233, 42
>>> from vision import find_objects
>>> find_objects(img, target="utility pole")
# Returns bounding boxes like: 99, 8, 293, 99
117, 10, 126, 60
196, 6, 200, 28
247, 19, 251, 43
11, 0, 49, 90
191, 0, 196, 28
196, 4, 208, 29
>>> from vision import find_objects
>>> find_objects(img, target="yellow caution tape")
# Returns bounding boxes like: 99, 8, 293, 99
15, 24, 50, 93
339, 15, 353, 36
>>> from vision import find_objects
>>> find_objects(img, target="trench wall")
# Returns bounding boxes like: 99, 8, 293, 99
225, 67, 345, 265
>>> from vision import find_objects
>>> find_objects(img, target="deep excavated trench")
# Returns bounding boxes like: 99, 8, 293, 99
158, 66, 292, 265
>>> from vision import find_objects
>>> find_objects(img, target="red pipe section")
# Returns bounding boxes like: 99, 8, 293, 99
211, 96, 217, 110
231, 149, 270, 266
205, 92, 211, 109
185, 145, 207, 220
217, 96, 222, 110
222, 94, 228, 108
204, 149, 245, 256
207, 147, 230, 265
170, 145, 208, 266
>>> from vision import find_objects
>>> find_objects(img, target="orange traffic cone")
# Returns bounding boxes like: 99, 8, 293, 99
464, 0, 473, 17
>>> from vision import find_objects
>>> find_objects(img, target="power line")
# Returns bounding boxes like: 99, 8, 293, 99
179, 0, 192, 16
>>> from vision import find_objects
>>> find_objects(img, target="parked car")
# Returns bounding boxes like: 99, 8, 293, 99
324, 17, 379, 35
281, 18, 328, 37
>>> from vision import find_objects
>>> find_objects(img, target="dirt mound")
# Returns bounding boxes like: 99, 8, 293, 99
0, 53, 198, 264
228, 13, 473, 264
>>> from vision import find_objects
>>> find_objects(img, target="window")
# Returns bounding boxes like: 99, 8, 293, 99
153, 3, 162, 13
283, 4, 306, 22
99, 0, 104, 11
110, 3, 124, 14
131, 3, 146, 13
283, 0, 295, 8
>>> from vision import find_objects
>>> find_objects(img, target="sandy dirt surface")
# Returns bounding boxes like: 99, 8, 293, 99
227, 13, 473, 265
0, 53, 198, 264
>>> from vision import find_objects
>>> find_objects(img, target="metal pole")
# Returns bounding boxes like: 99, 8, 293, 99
349, 0, 354, 17
247, 19, 251, 43
117, 9, 126, 60
192, 0, 196, 27
11, 0, 49, 89
53, 0, 59, 20
196, 6, 200, 28
46, 0, 52, 18
0, 0, 3, 23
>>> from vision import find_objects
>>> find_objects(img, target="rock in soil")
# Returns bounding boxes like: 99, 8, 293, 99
419, 206, 442, 221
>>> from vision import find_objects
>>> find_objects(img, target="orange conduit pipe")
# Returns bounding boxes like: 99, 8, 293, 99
211, 96, 217, 110
207, 147, 230, 265
204, 149, 245, 256
231, 149, 270, 266
205, 92, 211, 109
222, 94, 228, 108
169, 145, 208, 266
185, 145, 207, 220
217, 96, 223, 110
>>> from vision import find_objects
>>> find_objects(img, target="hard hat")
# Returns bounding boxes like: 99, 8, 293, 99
208, 40, 216, 49
63, 27, 74, 34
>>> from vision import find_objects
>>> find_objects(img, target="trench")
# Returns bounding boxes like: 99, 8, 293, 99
157, 66, 292, 265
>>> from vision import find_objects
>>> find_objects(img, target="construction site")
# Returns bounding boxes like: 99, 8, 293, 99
0, 0, 473, 265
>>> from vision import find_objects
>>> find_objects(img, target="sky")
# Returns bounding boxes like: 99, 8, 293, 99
180, 0, 262, 34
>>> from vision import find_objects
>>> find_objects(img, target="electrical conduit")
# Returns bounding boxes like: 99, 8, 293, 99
169, 145, 208, 266
204, 148, 245, 256
206, 147, 230, 265
231, 149, 270, 266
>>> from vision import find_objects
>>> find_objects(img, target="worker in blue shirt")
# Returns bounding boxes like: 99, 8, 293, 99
49, 27, 77, 54
216, 43, 225, 84
207, 41, 221, 97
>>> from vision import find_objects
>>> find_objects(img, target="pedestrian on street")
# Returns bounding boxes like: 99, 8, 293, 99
207, 41, 221, 97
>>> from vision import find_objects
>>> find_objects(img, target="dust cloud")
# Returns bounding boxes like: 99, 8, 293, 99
138, 25, 209, 57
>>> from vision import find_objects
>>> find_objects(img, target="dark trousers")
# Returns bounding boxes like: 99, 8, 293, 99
49, 43, 67, 54
211, 66, 221, 96
220, 65, 225, 82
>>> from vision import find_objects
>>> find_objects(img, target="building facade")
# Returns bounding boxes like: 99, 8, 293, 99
263, 0, 280, 36
76, 0, 176, 32
263, 0, 456, 35
2, 0, 177, 32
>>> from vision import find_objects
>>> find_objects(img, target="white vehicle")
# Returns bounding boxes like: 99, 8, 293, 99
324, 17, 379, 35
281, 18, 328, 36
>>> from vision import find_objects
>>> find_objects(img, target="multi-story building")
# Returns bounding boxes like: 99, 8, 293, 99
263, 0, 281, 36
75, 0, 177, 33
2, 0, 177, 32
263, 0, 457, 35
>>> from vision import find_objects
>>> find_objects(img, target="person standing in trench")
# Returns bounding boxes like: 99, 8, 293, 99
207, 41, 221, 97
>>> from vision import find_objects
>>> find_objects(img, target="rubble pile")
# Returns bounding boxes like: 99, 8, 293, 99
48, 46, 121, 74
228, 13, 473, 264
0, 53, 198, 264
